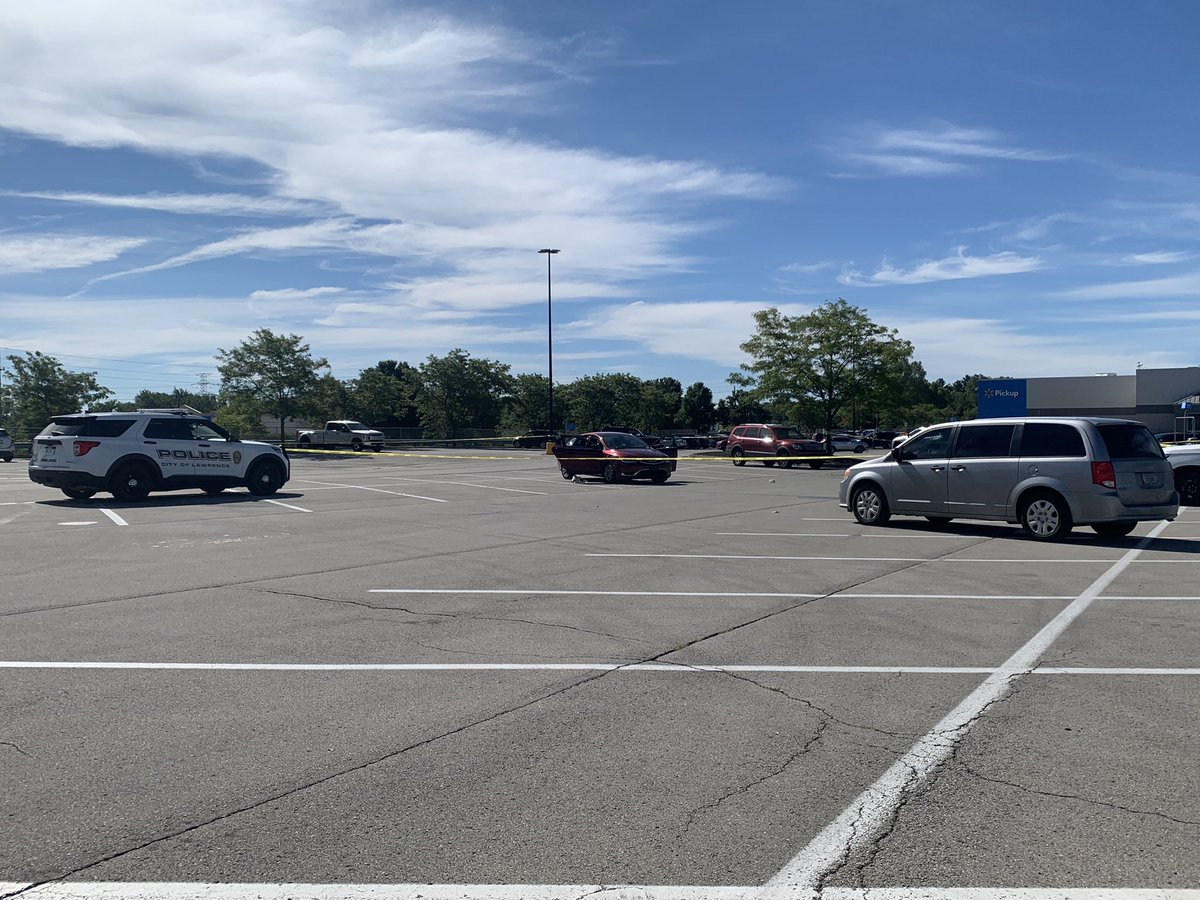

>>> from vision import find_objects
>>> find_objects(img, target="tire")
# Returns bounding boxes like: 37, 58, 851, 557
1020, 492, 1072, 541
650, 470, 670, 484
246, 459, 285, 496
1, 454, 12, 463
854, 444, 866, 454
513, 439, 522, 448
61, 487, 96, 500
775, 451, 793, 469
851, 483, 891, 526
602, 462, 620, 484
351, 439, 363, 452
1176, 470, 1200, 506
762, 459, 775, 468
731, 447, 746, 467
202, 486, 226, 496
1092, 521, 1137, 538
109, 462, 153, 502
299, 436, 311, 445
372, 444, 383, 453
560, 464, 573, 480
808, 460, 823, 469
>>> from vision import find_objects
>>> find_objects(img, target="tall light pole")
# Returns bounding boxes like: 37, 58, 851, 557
538, 248, 559, 431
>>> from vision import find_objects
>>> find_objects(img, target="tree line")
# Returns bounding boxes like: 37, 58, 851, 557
0, 300, 989, 440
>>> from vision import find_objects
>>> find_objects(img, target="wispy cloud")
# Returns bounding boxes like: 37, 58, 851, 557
0, 233, 146, 273
1116, 250, 1195, 266
1057, 271, 1200, 300
833, 123, 1064, 178
1, 190, 326, 217
839, 248, 1042, 287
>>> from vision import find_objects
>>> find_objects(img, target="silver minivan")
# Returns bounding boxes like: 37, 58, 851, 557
838, 417, 1178, 540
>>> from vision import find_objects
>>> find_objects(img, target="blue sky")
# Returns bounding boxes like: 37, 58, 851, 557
1, 1, 1198, 401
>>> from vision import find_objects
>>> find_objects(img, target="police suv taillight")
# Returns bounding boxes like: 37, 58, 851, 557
1091, 461, 1117, 489
73, 440, 101, 457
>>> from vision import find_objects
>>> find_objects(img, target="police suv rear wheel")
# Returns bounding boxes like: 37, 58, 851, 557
109, 463, 152, 502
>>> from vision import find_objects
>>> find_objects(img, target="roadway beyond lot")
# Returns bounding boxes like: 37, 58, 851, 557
2, 451, 1199, 899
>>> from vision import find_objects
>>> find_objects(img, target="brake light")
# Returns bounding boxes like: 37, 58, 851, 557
73, 440, 101, 457
1091, 461, 1116, 489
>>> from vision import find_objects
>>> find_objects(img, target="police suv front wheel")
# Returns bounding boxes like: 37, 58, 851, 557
246, 460, 285, 496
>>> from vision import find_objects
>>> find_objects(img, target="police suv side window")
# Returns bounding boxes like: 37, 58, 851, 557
953, 424, 1016, 458
1020, 423, 1086, 457
144, 418, 190, 440
80, 419, 136, 438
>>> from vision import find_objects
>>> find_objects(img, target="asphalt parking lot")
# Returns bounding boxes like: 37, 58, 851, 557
2, 449, 1199, 899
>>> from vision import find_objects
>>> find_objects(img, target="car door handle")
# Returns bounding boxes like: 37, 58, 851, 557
951, 465, 967, 471
142, 440, 157, 445
928, 465, 946, 472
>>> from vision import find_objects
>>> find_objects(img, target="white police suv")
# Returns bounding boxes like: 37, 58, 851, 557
29, 409, 290, 502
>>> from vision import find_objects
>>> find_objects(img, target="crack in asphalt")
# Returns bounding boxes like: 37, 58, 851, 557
0, 740, 31, 758
954, 761, 1200, 827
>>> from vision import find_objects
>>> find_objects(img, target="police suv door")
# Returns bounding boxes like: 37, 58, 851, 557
187, 419, 247, 482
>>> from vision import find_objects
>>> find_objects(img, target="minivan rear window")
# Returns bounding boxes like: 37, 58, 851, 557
1020, 423, 1085, 457
1097, 423, 1164, 460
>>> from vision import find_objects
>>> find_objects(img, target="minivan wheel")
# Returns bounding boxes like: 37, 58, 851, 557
851, 484, 890, 526
731, 447, 746, 467
1020, 492, 1072, 541
1092, 521, 1137, 538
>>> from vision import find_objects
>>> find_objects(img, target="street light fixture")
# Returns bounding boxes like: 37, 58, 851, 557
538, 248, 560, 431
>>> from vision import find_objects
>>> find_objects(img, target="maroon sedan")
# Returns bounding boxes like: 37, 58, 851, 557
553, 431, 677, 483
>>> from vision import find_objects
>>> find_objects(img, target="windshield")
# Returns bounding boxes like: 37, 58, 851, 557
601, 433, 650, 450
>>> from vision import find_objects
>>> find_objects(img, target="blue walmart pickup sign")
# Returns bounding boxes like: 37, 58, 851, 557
978, 379, 1027, 417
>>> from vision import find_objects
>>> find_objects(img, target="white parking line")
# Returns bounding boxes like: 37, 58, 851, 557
97, 507, 129, 526
766, 518, 1175, 891
295, 478, 447, 503
715, 532, 983, 540
587, 553, 1177, 564
369, 589, 824, 598
260, 498, 313, 512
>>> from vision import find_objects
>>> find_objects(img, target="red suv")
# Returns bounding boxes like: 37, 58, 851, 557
726, 424, 826, 468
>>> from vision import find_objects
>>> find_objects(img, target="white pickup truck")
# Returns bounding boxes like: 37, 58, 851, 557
1164, 443, 1200, 506
296, 420, 385, 452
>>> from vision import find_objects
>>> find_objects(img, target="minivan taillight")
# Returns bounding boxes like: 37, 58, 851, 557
73, 440, 101, 457
1091, 461, 1116, 489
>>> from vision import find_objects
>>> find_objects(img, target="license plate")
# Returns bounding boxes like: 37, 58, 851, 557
1139, 472, 1162, 488
41, 446, 56, 460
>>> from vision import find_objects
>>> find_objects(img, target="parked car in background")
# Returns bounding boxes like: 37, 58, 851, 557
0, 427, 13, 462
296, 420, 384, 452
868, 430, 900, 448
830, 434, 868, 453
553, 431, 677, 483
713, 432, 731, 451
726, 424, 826, 468
839, 417, 1177, 541
1156, 432, 1200, 445
513, 430, 556, 448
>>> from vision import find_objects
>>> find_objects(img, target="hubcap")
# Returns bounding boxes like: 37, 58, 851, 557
1026, 499, 1059, 535
855, 491, 879, 522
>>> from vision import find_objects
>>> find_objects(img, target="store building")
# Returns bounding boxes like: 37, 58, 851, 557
978, 366, 1200, 435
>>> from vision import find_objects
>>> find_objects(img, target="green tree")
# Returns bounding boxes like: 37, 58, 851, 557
676, 382, 715, 431
417, 349, 512, 437
733, 299, 915, 437
1, 351, 113, 438
714, 389, 770, 429
640, 377, 682, 432
216, 329, 329, 443
370, 360, 422, 427
558, 373, 645, 432
500, 373, 553, 433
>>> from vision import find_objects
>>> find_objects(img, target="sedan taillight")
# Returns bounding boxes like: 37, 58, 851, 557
74, 440, 101, 457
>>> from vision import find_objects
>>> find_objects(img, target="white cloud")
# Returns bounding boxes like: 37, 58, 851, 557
0, 233, 146, 273
1118, 250, 1195, 266
1, 190, 324, 216
839, 248, 1042, 287
833, 123, 1063, 178
1057, 271, 1200, 300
